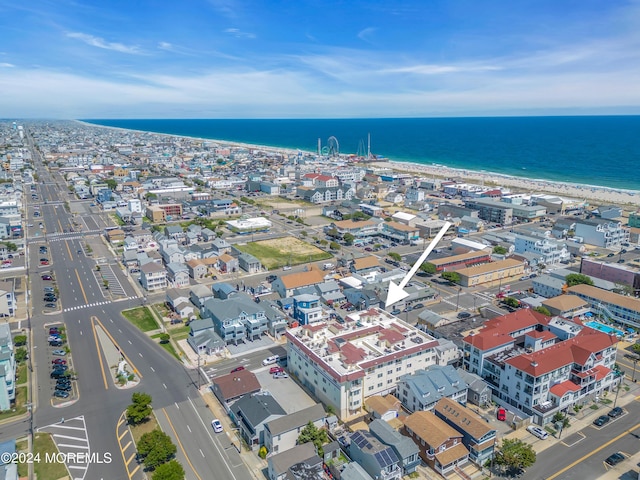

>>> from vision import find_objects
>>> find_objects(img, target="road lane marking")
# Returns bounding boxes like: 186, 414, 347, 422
64, 239, 72, 257
75, 269, 89, 304
547, 422, 640, 479
162, 408, 202, 480
187, 397, 237, 480
92, 316, 143, 379
138, 353, 143, 358
187, 425, 191, 433
91, 318, 109, 390
199, 449, 204, 457
175, 402, 179, 409
163, 383, 167, 389
128, 340, 132, 344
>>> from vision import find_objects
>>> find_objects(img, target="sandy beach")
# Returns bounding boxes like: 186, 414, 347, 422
81, 120, 640, 209
371, 160, 640, 208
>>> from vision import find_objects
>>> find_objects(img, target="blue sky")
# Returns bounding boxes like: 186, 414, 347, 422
1, 0, 640, 118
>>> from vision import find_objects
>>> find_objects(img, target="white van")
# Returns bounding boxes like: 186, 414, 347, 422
262, 355, 279, 366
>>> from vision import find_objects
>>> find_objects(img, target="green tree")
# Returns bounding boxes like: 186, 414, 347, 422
104, 178, 117, 190
137, 429, 177, 470
152, 460, 185, 480
15, 347, 27, 363
300, 230, 308, 237
13, 335, 27, 346
146, 193, 158, 201
493, 245, 508, 255
126, 392, 153, 425
388, 252, 402, 262
159, 333, 170, 344
342, 233, 355, 245
326, 228, 340, 239
351, 211, 371, 221
441, 271, 460, 284
494, 438, 536, 473
565, 273, 594, 287
0, 242, 17, 252
297, 421, 329, 456
632, 343, 640, 355
419, 262, 437, 275
258, 446, 268, 459
533, 306, 551, 316
552, 412, 570, 430
502, 297, 520, 308
329, 241, 341, 251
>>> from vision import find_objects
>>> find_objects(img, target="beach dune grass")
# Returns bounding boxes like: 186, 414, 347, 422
235, 237, 332, 270
122, 307, 159, 332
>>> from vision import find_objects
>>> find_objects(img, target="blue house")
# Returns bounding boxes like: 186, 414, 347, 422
369, 419, 420, 474
292, 294, 323, 325
348, 430, 402, 480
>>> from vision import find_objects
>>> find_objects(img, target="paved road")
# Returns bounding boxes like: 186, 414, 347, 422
2, 131, 256, 480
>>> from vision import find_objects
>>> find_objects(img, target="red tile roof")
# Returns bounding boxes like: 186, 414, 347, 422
506, 328, 617, 377
549, 380, 581, 397
462, 310, 549, 350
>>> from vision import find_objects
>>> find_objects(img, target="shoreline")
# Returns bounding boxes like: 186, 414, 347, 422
375, 160, 640, 207
78, 120, 640, 208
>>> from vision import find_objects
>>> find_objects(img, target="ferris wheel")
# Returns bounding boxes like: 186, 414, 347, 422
321, 136, 340, 156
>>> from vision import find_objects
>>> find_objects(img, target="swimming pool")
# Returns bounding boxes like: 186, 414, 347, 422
585, 321, 625, 337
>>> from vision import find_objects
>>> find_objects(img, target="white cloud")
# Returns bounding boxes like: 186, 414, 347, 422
158, 42, 174, 51
66, 32, 142, 54
0, 63, 14, 68
357, 27, 376, 44
224, 28, 255, 39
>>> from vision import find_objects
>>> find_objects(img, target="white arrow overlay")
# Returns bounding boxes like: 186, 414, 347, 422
385, 222, 451, 309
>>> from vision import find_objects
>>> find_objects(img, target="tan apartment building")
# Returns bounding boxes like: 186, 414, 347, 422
456, 258, 525, 287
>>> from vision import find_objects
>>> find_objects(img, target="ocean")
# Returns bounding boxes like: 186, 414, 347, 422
82, 116, 640, 192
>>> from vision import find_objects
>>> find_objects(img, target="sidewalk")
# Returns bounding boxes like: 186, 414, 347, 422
199, 387, 267, 480
505, 379, 640, 456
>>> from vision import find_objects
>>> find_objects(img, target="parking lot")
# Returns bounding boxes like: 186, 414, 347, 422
254, 367, 317, 414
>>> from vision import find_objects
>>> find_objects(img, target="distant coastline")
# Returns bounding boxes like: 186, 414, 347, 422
80, 117, 640, 206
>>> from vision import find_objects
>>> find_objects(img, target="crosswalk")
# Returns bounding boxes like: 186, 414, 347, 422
63, 296, 139, 312
38, 416, 90, 480
47, 229, 102, 237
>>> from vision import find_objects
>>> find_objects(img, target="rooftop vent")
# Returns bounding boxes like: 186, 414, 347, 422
531, 361, 538, 367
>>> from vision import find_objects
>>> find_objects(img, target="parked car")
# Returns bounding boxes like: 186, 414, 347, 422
593, 415, 610, 427
55, 383, 72, 391
605, 452, 625, 466
497, 408, 507, 421
53, 390, 70, 399
391, 309, 402, 315
49, 339, 63, 347
609, 407, 624, 418
49, 327, 60, 334
52, 359, 67, 365
230, 366, 245, 373
262, 355, 279, 366
266, 275, 277, 283
50, 368, 67, 379
413, 303, 424, 309
211, 419, 223, 433
40, 260, 49, 265
52, 349, 66, 356
44, 287, 55, 293
273, 372, 289, 379
44, 297, 58, 303
457, 312, 471, 319
41, 275, 52, 281
269, 366, 284, 374
526, 425, 548, 440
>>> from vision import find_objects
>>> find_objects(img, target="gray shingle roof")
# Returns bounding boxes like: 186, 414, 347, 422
231, 394, 286, 428
368, 419, 419, 460
265, 403, 326, 436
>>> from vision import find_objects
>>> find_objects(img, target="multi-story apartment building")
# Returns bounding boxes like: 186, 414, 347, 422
513, 234, 570, 265
328, 219, 383, 241
580, 259, 640, 295
463, 198, 514, 225
574, 219, 629, 248
292, 294, 323, 325
567, 284, 640, 327
139, 262, 168, 291
285, 308, 440, 419
0, 324, 15, 410
462, 310, 619, 425
202, 294, 269, 345
456, 259, 525, 288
